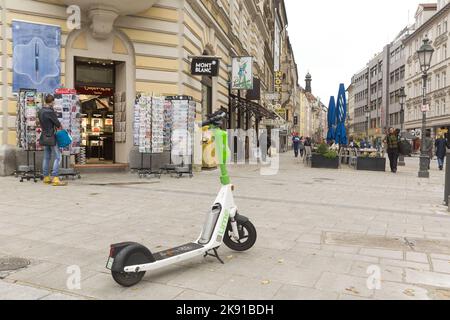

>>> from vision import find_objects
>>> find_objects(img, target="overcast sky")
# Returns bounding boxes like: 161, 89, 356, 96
285, 0, 435, 104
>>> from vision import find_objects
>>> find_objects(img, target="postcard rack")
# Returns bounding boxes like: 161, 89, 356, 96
14, 88, 43, 182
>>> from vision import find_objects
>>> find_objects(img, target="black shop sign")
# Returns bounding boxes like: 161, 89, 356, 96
191, 57, 220, 76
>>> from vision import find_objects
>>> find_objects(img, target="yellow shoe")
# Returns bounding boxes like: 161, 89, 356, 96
43, 176, 52, 184
52, 177, 67, 187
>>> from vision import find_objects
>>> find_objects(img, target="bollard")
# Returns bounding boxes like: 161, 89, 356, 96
445, 149, 450, 206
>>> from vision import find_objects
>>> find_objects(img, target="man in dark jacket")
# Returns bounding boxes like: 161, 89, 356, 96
38, 94, 65, 186
292, 134, 301, 158
435, 135, 449, 170
384, 127, 400, 173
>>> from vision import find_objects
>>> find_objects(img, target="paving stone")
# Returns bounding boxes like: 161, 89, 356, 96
350, 261, 404, 282
119, 282, 185, 300
273, 284, 338, 300
380, 259, 431, 271
359, 248, 404, 260
405, 269, 450, 289
406, 252, 429, 264
0, 280, 51, 300
40, 293, 88, 300
373, 281, 431, 300
175, 290, 231, 300
315, 272, 374, 298
167, 268, 233, 295
267, 264, 323, 287
431, 259, 450, 274
216, 276, 283, 300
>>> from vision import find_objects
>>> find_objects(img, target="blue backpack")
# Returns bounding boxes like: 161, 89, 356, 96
56, 130, 73, 148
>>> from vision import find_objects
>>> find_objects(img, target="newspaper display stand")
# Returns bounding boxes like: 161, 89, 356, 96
166, 96, 196, 178
54, 88, 82, 180
15, 89, 43, 182
135, 94, 165, 178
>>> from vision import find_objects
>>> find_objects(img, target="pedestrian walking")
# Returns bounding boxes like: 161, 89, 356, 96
424, 131, 434, 170
299, 137, 305, 158
384, 127, 400, 173
435, 135, 449, 171
292, 134, 301, 158
38, 94, 66, 187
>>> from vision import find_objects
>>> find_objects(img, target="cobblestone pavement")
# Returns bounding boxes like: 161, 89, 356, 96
1, 154, 450, 300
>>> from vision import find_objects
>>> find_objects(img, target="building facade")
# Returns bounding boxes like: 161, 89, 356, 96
349, 27, 410, 141
0, 0, 299, 173
404, 1, 450, 146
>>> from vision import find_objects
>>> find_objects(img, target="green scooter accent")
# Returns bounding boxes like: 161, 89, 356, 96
213, 127, 231, 186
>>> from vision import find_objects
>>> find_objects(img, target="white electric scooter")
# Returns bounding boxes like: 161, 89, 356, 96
106, 111, 257, 287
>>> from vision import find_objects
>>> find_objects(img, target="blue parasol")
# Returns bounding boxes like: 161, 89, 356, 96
335, 83, 348, 145
327, 96, 336, 143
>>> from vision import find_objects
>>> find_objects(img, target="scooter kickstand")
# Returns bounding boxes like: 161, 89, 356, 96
204, 248, 225, 265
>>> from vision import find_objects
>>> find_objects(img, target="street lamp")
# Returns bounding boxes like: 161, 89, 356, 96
417, 36, 434, 178
398, 87, 407, 166
365, 109, 371, 143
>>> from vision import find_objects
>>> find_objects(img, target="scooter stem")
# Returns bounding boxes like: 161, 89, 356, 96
213, 127, 231, 186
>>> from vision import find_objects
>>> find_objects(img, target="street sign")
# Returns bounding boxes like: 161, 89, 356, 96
264, 93, 281, 101
421, 104, 430, 112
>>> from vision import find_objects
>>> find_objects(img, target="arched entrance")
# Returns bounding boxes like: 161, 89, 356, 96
65, 28, 136, 164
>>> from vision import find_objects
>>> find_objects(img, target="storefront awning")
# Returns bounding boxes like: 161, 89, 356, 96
229, 93, 278, 120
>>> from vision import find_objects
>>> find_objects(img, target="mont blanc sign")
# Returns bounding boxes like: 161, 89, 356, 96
190, 56, 220, 76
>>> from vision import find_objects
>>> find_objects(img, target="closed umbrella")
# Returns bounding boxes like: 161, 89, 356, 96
335, 83, 348, 145
327, 96, 336, 143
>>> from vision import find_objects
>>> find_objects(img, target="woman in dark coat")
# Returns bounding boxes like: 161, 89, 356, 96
435, 135, 449, 170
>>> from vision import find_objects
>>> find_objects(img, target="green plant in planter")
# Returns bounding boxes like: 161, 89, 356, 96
324, 150, 338, 159
317, 143, 329, 155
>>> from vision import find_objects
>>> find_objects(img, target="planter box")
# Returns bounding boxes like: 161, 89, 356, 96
356, 157, 386, 172
311, 153, 339, 169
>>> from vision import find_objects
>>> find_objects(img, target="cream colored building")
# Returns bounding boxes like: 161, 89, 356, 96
404, 1, 450, 142
0, 0, 297, 173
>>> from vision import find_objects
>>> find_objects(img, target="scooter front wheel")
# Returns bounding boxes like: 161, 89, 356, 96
223, 220, 257, 252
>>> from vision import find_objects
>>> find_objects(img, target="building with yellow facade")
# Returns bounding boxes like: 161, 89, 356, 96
0, 0, 298, 174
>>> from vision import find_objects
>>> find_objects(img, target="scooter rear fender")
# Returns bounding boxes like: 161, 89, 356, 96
110, 242, 156, 272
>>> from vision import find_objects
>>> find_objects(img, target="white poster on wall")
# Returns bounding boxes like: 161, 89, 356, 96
231, 57, 253, 90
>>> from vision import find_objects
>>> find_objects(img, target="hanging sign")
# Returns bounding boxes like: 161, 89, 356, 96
274, 71, 283, 99
190, 57, 220, 76
232, 57, 253, 90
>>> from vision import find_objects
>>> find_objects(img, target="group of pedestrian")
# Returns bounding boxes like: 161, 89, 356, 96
384, 128, 449, 174
292, 133, 312, 159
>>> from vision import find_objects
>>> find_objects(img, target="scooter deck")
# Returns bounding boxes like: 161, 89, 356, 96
153, 243, 204, 261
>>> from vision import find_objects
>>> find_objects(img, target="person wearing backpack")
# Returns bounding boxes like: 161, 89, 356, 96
38, 94, 66, 186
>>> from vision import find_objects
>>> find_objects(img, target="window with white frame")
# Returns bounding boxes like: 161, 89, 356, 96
437, 74, 441, 89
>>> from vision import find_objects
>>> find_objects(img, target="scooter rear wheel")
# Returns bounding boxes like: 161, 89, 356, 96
112, 270, 146, 287
111, 253, 146, 287
223, 220, 257, 252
